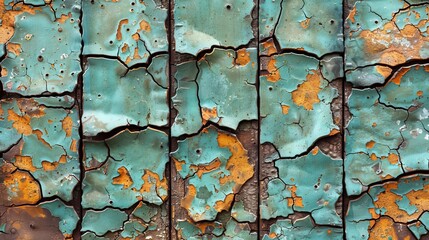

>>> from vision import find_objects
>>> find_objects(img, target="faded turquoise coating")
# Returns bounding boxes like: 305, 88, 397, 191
172, 48, 257, 136
132, 202, 158, 223
81, 208, 128, 236
346, 66, 429, 195
321, 55, 344, 82
82, 128, 168, 209
171, 61, 202, 137
176, 219, 256, 240
81, 232, 109, 240
231, 200, 257, 223
261, 150, 342, 225
40, 199, 79, 236
260, 0, 343, 56
346, 66, 391, 86
82, 56, 168, 136
261, 53, 338, 158
171, 126, 253, 222
345, 175, 429, 239
0, 4, 81, 95
345, 1, 429, 86
174, 0, 254, 55
262, 216, 343, 240
0, 97, 79, 202
82, 0, 167, 66
121, 220, 148, 239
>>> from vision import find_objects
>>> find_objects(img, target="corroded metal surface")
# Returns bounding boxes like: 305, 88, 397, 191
2, 0, 429, 239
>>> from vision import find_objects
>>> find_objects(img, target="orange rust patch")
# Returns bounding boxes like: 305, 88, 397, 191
70, 139, 78, 152
173, 158, 185, 172
218, 131, 254, 191
6, 43, 22, 56
329, 129, 340, 136
291, 70, 321, 110
287, 185, 304, 207
32, 129, 52, 148
369, 217, 398, 240
312, 147, 319, 155
137, 170, 168, 201
116, 19, 129, 41
366, 140, 375, 149
235, 49, 251, 66
375, 66, 392, 78
3, 170, 41, 204
57, 13, 71, 24
138, 20, 151, 32
281, 104, 290, 114
41, 155, 67, 171
266, 58, 281, 82
7, 109, 32, 135
390, 67, 410, 85
417, 90, 423, 96
0, 2, 40, 44
214, 193, 234, 212
14, 156, 36, 172
300, 18, 311, 29
181, 184, 197, 210
370, 153, 377, 160
132, 33, 140, 41
1, 67, 8, 77
261, 39, 277, 55
190, 158, 222, 178
387, 153, 399, 164
112, 166, 133, 189
201, 107, 218, 124
62, 115, 73, 137
121, 43, 129, 53
347, 6, 357, 23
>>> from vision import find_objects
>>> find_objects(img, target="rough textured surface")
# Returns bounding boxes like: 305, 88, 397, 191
1, 1, 81, 95
174, 0, 255, 55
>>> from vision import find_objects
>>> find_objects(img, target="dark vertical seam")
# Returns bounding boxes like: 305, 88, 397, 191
167, 0, 173, 239
76, 0, 85, 239
256, 0, 261, 239
341, 0, 347, 239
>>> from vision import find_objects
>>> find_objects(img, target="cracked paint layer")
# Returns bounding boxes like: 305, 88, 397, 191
263, 216, 343, 240
260, 0, 343, 56
345, 64, 429, 196
0, 199, 79, 239
174, 0, 255, 55
0, 97, 80, 204
175, 218, 257, 239
82, 0, 167, 66
261, 147, 343, 226
172, 48, 257, 137
82, 128, 168, 209
0, 0, 81, 95
260, 52, 339, 158
346, 174, 429, 240
81, 201, 168, 239
345, 0, 429, 86
82, 55, 168, 136
171, 126, 254, 222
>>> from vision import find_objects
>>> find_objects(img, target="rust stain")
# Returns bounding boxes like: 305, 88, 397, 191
201, 107, 218, 124
300, 18, 311, 29
33, 129, 52, 148
368, 217, 398, 240
112, 166, 133, 189
62, 115, 73, 137
190, 158, 222, 178
287, 185, 304, 207
347, 6, 357, 23
281, 104, 290, 114
376, 66, 392, 78
217, 131, 254, 190
291, 70, 321, 110
266, 58, 281, 82
366, 140, 376, 149
235, 49, 251, 66
41, 155, 67, 171
14, 155, 36, 172
3, 170, 41, 204
137, 170, 168, 201
116, 19, 129, 41
390, 67, 411, 85
70, 139, 78, 152
7, 109, 32, 135
138, 20, 151, 32
57, 13, 71, 24
262, 40, 277, 55
387, 153, 399, 164
214, 193, 234, 212
6, 43, 22, 56
181, 184, 197, 211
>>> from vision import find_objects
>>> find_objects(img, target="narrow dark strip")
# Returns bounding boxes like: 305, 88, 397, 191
167, 0, 174, 238
256, 0, 261, 238
341, 0, 347, 239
